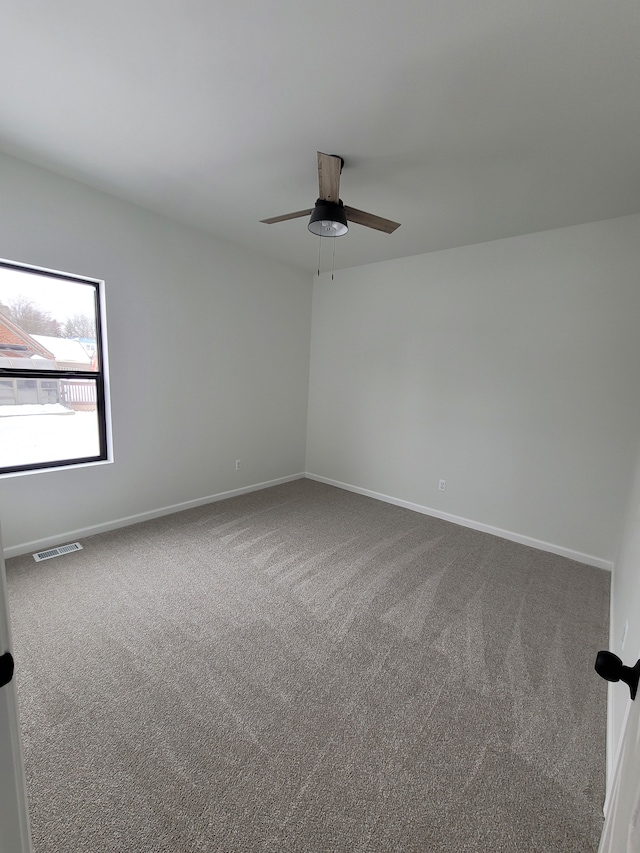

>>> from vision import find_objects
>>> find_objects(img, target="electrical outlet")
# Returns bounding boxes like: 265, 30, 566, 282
235, 459, 241, 471
438, 479, 446, 491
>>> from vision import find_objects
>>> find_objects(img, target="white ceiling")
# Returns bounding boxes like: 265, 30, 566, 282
1, 1, 639, 273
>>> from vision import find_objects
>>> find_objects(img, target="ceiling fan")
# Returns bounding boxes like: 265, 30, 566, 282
260, 152, 401, 237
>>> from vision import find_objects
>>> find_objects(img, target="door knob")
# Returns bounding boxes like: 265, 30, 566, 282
0, 651, 14, 689
595, 650, 640, 700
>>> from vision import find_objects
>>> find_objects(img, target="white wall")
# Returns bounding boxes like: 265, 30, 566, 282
2, 149, 639, 570
306, 215, 640, 566
0, 153, 312, 554
609, 435, 640, 774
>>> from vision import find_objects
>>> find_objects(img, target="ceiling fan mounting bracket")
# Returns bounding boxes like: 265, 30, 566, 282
314, 198, 344, 208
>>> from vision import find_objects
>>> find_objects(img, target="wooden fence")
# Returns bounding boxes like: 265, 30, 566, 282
60, 379, 97, 412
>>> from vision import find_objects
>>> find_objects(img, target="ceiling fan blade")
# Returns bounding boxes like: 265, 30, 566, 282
260, 209, 313, 224
317, 152, 342, 203
344, 206, 401, 234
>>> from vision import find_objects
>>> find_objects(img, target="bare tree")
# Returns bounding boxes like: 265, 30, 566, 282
4, 297, 61, 336
63, 313, 96, 339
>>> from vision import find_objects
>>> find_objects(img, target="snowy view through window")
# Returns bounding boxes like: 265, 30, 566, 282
0, 262, 105, 472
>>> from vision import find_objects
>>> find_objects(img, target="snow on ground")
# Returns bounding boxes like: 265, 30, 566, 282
0, 409, 99, 468
0, 404, 74, 417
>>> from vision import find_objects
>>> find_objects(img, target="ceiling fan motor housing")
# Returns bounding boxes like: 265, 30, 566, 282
308, 199, 349, 237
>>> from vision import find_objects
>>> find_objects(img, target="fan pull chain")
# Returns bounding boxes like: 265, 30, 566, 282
331, 237, 336, 280
317, 235, 322, 277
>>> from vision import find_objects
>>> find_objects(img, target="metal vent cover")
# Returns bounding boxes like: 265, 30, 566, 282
33, 542, 83, 562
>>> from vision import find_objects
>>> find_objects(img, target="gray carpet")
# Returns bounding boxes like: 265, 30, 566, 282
5, 478, 609, 852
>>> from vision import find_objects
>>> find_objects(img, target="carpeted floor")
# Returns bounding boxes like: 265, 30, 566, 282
5, 479, 609, 851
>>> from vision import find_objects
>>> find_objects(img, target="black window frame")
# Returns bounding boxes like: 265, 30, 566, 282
0, 259, 109, 475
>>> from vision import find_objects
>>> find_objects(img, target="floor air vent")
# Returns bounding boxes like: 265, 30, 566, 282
33, 542, 83, 562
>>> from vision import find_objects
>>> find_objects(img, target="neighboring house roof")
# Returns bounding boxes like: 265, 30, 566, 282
0, 314, 56, 359
32, 335, 92, 365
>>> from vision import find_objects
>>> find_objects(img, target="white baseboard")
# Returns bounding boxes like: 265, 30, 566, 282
5, 470, 613, 571
305, 472, 613, 571
3, 473, 306, 559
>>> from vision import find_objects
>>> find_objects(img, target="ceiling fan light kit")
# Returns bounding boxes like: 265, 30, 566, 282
308, 199, 349, 237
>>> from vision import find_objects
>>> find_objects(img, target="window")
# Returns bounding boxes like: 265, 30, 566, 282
0, 259, 110, 474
